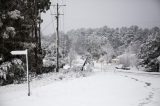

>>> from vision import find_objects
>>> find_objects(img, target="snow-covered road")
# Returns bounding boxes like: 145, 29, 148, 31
117, 72, 160, 106
0, 64, 160, 106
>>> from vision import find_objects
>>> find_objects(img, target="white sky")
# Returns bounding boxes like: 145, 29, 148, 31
41, 0, 160, 35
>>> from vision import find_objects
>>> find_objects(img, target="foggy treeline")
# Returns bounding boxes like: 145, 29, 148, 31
42, 25, 160, 72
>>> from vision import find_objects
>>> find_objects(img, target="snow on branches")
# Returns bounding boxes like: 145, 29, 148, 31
0, 59, 23, 81
8, 10, 24, 20
0, 62, 12, 80
2, 27, 16, 39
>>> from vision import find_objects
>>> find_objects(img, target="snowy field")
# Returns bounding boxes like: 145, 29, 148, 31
0, 62, 160, 106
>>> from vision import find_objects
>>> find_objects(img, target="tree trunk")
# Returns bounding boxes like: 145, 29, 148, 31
81, 57, 88, 71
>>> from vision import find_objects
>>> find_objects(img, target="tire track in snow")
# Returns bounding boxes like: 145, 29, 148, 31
138, 92, 154, 106
123, 75, 154, 106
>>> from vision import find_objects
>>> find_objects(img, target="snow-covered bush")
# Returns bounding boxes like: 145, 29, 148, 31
9, 59, 25, 83
22, 42, 36, 50
60, 65, 93, 79
8, 10, 24, 20
0, 59, 25, 85
2, 32, 9, 39
6, 27, 16, 37
1, 27, 16, 39
0, 62, 12, 80
84, 62, 94, 72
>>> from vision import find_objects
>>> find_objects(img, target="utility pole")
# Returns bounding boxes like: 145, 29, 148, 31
56, 3, 59, 72
34, 0, 39, 74
51, 3, 66, 72
38, 12, 42, 49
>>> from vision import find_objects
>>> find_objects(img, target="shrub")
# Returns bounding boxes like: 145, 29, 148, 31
0, 59, 25, 85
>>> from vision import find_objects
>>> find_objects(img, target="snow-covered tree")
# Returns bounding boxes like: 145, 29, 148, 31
138, 27, 160, 72
101, 41, 115, 63
68, 48, 76, 68
0, 0, 51, 85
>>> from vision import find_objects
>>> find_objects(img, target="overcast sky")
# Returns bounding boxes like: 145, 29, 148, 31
41, 0, 160, 35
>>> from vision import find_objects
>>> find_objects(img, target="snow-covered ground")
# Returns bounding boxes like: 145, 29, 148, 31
0, 62, 160, 106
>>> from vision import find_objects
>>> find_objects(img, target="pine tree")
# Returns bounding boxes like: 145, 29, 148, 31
0, 0, 51, 79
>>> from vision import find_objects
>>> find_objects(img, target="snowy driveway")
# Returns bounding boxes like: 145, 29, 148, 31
0, 66, 160, 106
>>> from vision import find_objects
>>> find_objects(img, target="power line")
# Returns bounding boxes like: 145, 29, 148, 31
41, 20, 54, 32
51, 3, 66, 72
50, 8, 56, 34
